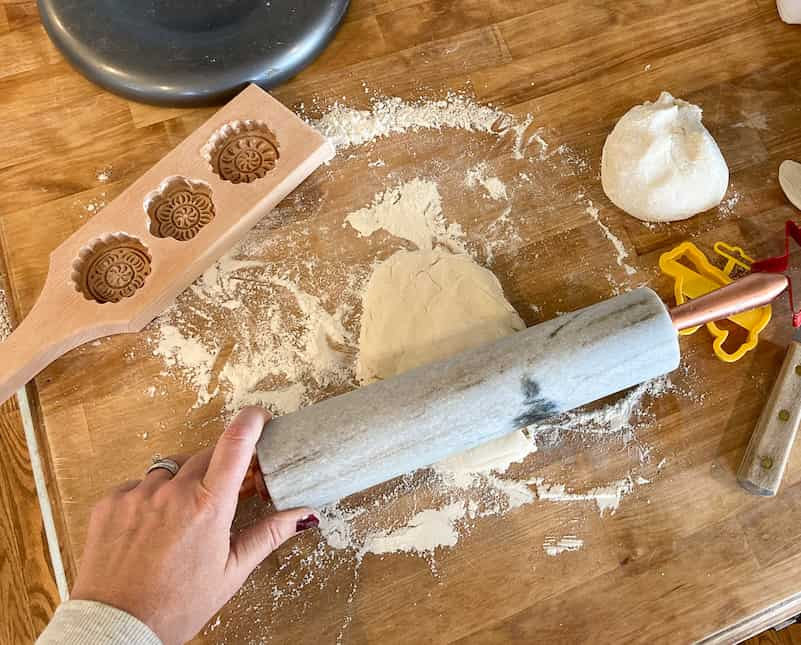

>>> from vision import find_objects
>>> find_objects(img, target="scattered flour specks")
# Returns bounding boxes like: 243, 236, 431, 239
718, 189, 741, 217
579, 192, 637, 277
732, 112, 768, 131
543, 536, 584, 556
533, 377, 672, 446
531, 475, 639, 516
149, 250, 356, 416
152, 324, 219, 408
435, 429, 536, 488
483, 206, 522, 265
465, 162, 509, 201
81, 193, 107, 217
313, 94, 515, 150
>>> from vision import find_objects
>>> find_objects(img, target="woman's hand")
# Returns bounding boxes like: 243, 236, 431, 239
71, 407, 318, 645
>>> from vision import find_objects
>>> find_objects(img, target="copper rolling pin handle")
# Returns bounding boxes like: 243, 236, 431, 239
239, 455, 271, 503
670, 273, 789, 331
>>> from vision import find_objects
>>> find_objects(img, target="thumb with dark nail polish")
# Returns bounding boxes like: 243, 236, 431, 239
296, 514, 320, 532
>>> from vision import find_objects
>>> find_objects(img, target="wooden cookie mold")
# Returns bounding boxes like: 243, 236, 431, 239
145, 176, 215, 241
72, 233, 152, 303
202, 120, 281, 184
0, 84, 334, 404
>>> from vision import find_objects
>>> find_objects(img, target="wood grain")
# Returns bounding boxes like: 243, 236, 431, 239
746, 624, 801, 645
2, 0, 801, 643
0, 261, 59, 643
0, 397, 60, 643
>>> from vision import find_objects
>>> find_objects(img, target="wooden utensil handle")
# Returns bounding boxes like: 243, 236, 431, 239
0, 301, 98, 405
737, 341, 801, 496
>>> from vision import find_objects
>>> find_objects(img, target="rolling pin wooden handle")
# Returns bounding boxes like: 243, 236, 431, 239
737, 340, 801, 496
0, 299, 98, 405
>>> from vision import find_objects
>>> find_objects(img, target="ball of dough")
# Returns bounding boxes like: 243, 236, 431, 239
356, 248, 525, 384
601, 91, 729, 222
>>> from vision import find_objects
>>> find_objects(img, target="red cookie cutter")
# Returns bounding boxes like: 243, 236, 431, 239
750, 220, 801, 327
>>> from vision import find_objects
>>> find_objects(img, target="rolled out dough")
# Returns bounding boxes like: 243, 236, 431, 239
357, 247, 533, 478
601, 91, 729, 223
356, 248, 525, 384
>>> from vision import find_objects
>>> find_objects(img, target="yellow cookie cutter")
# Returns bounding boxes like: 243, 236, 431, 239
659, 241, 772, 362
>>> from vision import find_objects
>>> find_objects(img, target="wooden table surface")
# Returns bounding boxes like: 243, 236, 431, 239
4, 0, 801, 643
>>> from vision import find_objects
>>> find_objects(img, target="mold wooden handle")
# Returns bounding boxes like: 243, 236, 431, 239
737, 340, 801, 496
0, 308, 69, 404
0, 297, 109, 405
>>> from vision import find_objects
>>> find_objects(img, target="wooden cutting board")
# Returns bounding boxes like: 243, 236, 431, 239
3, 1, 801, 643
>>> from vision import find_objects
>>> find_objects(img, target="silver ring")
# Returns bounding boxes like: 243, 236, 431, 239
146, 458, 180, 478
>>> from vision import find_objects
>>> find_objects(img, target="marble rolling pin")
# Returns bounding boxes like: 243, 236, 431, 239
254, 274, 788, 510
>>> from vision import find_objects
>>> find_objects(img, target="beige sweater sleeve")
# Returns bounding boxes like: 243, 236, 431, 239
37, 600, 162, 645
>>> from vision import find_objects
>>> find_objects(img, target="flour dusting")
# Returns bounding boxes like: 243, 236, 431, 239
533, 377, 672, 446
579, 192, 637, 276
361, 502, 465, 556
436, 430, 536, 488
344, 178, 465, 253
718, 188, 741, 217
149, 253, 356, 415
531, 475, 640, 516
732, 112, 768, 130
543, 536, 584, 556
135, 91, 692, 644
465, 162, 509, 201
83, 193, 107, 216
313, 94, 514, 150
153, 324, 219, 408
